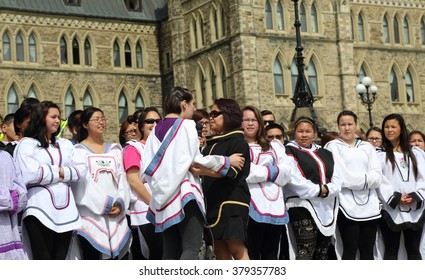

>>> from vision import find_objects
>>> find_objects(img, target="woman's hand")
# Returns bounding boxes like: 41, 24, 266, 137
400, 193, 413, 204
109, 202, 122, 217
230, 153, 245, 170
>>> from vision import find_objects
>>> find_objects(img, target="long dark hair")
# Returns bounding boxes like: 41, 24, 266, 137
382, 113, 418, 178
242, 105, 270, 152
78, 107, 104, 142
137, 107, 161, 140
24, 101, 61, 148
214, 98, 242, 133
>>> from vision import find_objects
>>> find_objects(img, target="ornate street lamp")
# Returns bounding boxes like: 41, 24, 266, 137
289, 0, 321, 137
355, 76, 378, 128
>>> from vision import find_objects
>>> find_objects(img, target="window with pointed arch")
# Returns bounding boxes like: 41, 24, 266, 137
16, 32, 24, 61
135, 92, 144, 110
310, 3, 318, 33
308, 60, 318, 96
72, 38, 80, 65
191, 17, 198, 50
29, 33, 37, 62
118, 92, 128, 124
403, 17, 410, 45
273, 58, 284, 95
358, 64, 366, 82
221, 64, 227, 98
84, 38, 92, 66
277, 1, 284, 31
113, 40, 121, 67
405, 70, 414, 103
125, 41, 132, 68
389, 68, 399, 102
198, 16, 205, 47
421, 18, 425, 45
8, 86, 19, 114
136, 42, 143, 68
27, 86, 37, 99
357, 14, 365, 42
291, 59, 298, 95
394, 17, 400, 44
265, 0, 273, 30
60, 37, 68, 64
383, 15, 390, 43
2, 31, 11, 61
211, 2, 226, 40
65, 88, 76, 118
83, 90, 93, 110
211, 67, 217, 101
300, 3, 307, 32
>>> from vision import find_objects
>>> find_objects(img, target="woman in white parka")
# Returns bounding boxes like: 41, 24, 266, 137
324, 110, 382, 260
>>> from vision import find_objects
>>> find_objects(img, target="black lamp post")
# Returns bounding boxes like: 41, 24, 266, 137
355, 76, 378, 128
289, 0, 320, 135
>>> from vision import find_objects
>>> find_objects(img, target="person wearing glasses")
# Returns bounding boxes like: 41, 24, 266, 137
14, 101, 87, 259
72, 107, 131, 259
260, 109, 276, 127
366, 127, 383, 151
284, 116, 341, 259
191, 99, 251, 260
142, 88, 244, 260
265, 123, 287, 145
123, 107, 163, 260
324, 110, 382, 260
241, 105, 292, 260
192, 109, 211, 150
377, 114, 425, 260
119, 120, 138, 147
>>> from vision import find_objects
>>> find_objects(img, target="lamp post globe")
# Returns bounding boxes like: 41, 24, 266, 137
356, 76, 377, 128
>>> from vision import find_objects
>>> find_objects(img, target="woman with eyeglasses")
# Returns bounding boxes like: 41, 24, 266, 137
324, 110, 382, 260
376, 114, 425, 259
241, 105, 292, 260
123, 107, 163, 260
71, 107, 131, 259
366, 127, 383, 151
191, 98, 251, 260
14, 101, 87, 259
284, 116, 341, 259
192, 109, 211, 150
142, 88, 244, 260
119, 120, 138, 147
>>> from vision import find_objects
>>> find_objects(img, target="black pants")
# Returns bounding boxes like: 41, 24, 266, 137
337, 211, 378, 260
247, 217, 283, 260
379, 217, 423, 260
24, 215, 72, 260
161, 200, 204, 260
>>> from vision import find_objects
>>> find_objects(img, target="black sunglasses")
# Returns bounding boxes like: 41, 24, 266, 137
209, 110, 223, 119
144, 118, 161, 124
264, 120, 275, 125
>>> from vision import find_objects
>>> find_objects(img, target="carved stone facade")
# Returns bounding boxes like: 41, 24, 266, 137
1, 0, 425, 141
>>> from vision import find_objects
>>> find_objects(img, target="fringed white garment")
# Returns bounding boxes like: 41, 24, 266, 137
246, 140, 292, 225
142, 119, 230, 233
324, 138, 382, 221
72, 142, 131, 259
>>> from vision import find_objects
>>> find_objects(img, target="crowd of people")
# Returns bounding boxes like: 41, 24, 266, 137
1, 88, 425, 260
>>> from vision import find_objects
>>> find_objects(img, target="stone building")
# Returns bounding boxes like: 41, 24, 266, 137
1, 0, 425, 141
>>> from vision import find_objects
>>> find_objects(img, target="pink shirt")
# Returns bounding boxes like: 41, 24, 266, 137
123, 144, 142, 172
